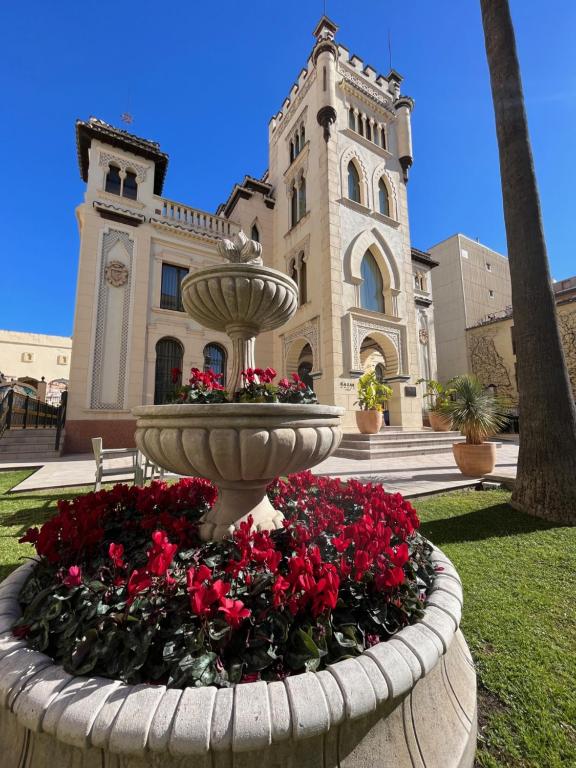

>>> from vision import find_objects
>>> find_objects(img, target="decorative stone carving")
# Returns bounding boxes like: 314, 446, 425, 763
350, 314, 404, 374
271, 71, 316, 141
91, 229, 133, 410
98, 151, 148, 183
338, 67, 396, 115
468, 334, 515, 401
104, 260, 129, 287
419, 328, 429, 345
282, 316, 320, 374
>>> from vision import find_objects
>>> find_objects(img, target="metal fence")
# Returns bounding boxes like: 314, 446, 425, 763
0, 390, 67, 449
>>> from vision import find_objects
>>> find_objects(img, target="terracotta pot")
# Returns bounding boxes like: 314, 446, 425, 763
453, 442, 497, 476
428, 411, 452, 432
355, 409, 383, 434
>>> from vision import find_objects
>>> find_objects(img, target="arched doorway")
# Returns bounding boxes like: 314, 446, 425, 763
286, 338, 315, 389
296, 343, 314, 390
154, 337, 183, 404
203, 343, 227, 386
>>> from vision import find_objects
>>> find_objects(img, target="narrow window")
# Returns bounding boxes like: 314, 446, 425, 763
486, 262, 492, 271
105, 165, 121, 195
160, 263, 189, 311
348, 108, 355, 130
360, 250, 385, 313
301, 124, 305, 145
381, 126, 386, 149
489, 289, 495, 299
295, 133, 300, 156
203, 343, 227, 386
290, 258, 298, 291
347, 161, 361, 203
358, 116, 364, 137
298, 252, 307, 305
323, 66, 327, 91
289, 141, 295, 164
298, 177, 306, 220
290, 185, 298, 227
378, 178, 390, 217
251, 224, 260, 243
154, 338, 183, 404
123, 170, 138, 200
366, 121, 372, 142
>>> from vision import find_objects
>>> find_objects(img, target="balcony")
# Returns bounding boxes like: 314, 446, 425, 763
152, 197, 240, 239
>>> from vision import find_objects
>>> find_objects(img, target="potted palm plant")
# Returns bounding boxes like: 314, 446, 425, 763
439, 374, 509, 475
417, 378, 454, 431
355, 370, 393, 434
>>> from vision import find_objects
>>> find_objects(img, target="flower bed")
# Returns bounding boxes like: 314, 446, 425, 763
14, 473, 435, 689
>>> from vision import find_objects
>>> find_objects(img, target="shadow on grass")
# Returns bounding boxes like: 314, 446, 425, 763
419, 502, 558, 546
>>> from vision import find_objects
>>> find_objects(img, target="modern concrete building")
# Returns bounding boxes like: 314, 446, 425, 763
65, 17, 439, 452
429, 234, 511, 383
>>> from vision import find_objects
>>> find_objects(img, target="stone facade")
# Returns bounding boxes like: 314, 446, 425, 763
465, 277, 576, 407
429, 234, 512, 383
66, 17, 438, 451
0, 331, 72, 403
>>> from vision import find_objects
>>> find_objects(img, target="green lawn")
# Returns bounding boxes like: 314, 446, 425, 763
0, 471, 574, 767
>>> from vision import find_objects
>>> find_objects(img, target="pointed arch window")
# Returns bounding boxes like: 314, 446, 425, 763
251, 224, 260, 243
290, 184, 298, 227
203, 343, 227, 386
348, 108, 356, 130
347, 161, 361, 203
289, 258, 298, 289
294, 133, 300, 155
366, 121, 372, 142
300, 124, 305, 145
154, 338, 183, 404
360, 250, 385, 313
289, 141, 295, 164
358, 116, 364, 137
381, 126, 387, 149
378, 178, 390, 217
105, 164, 122, 196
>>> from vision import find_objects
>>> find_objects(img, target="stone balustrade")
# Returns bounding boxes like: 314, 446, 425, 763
154, 197, 240, 237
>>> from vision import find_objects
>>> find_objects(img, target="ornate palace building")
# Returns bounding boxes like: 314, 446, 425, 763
65, 17, 438, 452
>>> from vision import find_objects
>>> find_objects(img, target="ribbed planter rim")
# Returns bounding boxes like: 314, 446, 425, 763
0, 544, 463, 757
132, 404, 345, 418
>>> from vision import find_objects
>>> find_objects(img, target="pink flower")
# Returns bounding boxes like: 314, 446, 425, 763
108, 542, 125, 568
219, 597, 251, 628
127, 568, 152, 596
63, 565, 82, 587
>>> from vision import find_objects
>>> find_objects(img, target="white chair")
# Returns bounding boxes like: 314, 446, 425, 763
138, 452, 166, 483
91, 437, 143, 491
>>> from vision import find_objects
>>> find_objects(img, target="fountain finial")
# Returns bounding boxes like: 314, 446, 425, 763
217, 230, 263, 266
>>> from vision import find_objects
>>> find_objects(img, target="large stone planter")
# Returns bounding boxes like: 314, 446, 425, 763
0, 547, 476, 768
133, 403, 343, 540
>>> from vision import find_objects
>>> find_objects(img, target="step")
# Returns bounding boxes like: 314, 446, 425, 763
0, 452, 61, 464
338, 434, 464, 447
334, 439, 502, 460
340, 430, 463, 442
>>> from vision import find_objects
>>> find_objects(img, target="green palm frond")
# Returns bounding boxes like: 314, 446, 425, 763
439, 375, 510, 444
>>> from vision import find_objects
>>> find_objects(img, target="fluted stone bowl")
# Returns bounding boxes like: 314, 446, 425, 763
181, 264, 298, 334
0, 546, 476, 768
132, 403, 343, 540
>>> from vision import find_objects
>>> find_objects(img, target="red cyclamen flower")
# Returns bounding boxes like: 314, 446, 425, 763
63, 565, 82, 587
219, 597, 251, 628
108, 542, 125, 568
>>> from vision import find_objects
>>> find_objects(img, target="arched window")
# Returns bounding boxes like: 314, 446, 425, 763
381, 126, 386, 149
348, 108, 355, 130
298, 176, 306, 220
375, 362, 386, 383
105, 165, 122, 196
347, 161, 361, 203
300, 124, 305, 146
251, 224, 260, 243
295, 133, 300, 155
358, 115, 364, 137
154, 338, 183, 404
290, 185, 298, 227
123, 170, 138, 200
203, 343, 227, 386
297, 344, 314, 390
360, 250, 385, 313
289, 258, 298, 290
366, 121, 372, 142
378, 178, 390, 217
289, 141, 295, 164
298, 252, 307, 305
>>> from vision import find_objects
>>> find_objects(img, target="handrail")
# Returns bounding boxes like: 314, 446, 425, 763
55, 390, 68, 451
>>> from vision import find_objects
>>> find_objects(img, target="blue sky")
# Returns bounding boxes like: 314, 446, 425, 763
1, 0, 574, 336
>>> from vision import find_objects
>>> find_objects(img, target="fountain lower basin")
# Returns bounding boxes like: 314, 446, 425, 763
133, 403, 343, 540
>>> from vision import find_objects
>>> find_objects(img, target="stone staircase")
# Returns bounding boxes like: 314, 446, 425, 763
0, 428, 61, 463
333, 428, 467, 460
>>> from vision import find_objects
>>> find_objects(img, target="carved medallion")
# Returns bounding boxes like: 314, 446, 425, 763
105, 260, 129, 287
419, 328, 429, 345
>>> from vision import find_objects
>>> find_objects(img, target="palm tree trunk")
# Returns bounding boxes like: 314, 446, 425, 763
479, 0, 576, 524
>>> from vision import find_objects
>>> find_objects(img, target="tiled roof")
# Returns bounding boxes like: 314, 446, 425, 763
76, 117, 169, 195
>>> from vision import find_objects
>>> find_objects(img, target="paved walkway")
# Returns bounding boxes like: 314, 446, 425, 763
1, 441, 518, 498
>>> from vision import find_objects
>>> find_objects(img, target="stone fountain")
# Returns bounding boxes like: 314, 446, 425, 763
132, 232, 343, 540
